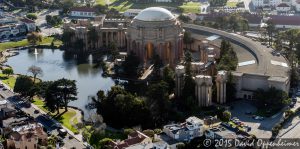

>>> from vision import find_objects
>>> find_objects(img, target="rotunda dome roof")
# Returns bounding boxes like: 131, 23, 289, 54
134, 7, 175, 21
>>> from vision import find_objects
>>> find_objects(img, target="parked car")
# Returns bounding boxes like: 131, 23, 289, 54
292, 97, 297, 102
34, 110, 40, 114
58, 128, 67, 136
245, 111, 252, 115
255, 116, 264, 121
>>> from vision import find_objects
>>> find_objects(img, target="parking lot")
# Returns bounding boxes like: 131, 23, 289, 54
230, 100, 284, 138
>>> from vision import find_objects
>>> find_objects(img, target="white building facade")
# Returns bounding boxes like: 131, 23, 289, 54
69, 7, 97, 18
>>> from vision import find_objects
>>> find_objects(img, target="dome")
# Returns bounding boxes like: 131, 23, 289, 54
134, 7, 175, 21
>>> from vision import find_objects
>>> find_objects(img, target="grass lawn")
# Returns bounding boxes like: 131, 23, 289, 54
226, 2, 238, 7
0, 74, 16, 89
0, 37, 62, 51
32, 97, 79, 133
96, 0, 201, 13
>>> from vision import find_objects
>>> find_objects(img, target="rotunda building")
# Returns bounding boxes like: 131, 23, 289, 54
126, 7, 184, 67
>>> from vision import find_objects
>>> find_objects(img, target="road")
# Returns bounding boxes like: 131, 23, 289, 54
278, 91, 300, 138
183, 24, 289, 78
0, 82, 86, 149
36, 9, 63, 36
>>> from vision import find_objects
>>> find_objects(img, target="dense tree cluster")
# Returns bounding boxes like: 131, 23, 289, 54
216, 39, 238, 71
209, 0, 228, 7
215, 13, 249, 32
14, 74, 77, 113
121, 52, 141, 77
26, 13, 37, 20
2, 68, 13, 77
200, 13, 249, 32
46, 15, 62, 26
94, 86, 152, 128
254, 87, 290, 113
27, 32, 42, 46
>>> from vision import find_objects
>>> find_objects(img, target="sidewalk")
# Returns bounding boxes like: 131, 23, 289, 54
0, 80, 85, 145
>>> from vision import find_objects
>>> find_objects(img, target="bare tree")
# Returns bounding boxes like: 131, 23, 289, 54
27, 65, 43, 83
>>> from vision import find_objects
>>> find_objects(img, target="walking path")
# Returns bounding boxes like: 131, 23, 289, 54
0, 80, 85, 145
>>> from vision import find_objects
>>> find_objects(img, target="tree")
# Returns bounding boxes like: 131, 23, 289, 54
142, 129, 155, 138
122, 51, 140, 77
93, 4, 108, 14
26, 13, 37, 20
2, 68, 13, 76
221, 110, 231, 122
184, 51, 192, 76
146, 81, 171, 126
45, 81, 63, 113
253, 87, 289, 115
265, 19, 276, 46
226, 72, 236, 102
27, 65, 43, 83
153, 54, 163, 76
14, 75, 34, 96
98, 138, 113, 149
55, 78, 77, 111
178, 14, 191, 23
61, 0, 75, 14
183, 32, 194, 50
96, 86, 151, 128
27, 32, 42, 46
162, 67, 175, 93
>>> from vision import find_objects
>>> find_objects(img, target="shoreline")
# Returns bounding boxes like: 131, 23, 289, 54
0, 46, 94, 124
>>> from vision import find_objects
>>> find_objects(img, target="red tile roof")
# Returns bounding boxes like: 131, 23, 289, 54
20, 18, 35, 23
70, 7, 97, 13
277, 3, 290, 7
268, 15, 300, 26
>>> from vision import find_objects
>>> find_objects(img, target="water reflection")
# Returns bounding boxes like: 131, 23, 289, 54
6, 49, 115, 119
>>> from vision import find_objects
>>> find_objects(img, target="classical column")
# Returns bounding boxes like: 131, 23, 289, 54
175, 65, 185, 97
105, 32, 108, 47
216, 71, 227, 104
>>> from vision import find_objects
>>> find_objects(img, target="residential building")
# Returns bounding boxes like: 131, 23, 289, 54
0, 24, 20, 38
0, 107, 16, 119
205, 126, 237, 139
108, 130, 152, 149
295, 0, 300, 11
276, 3, 291, 11
123, 9, 142, 18
163, 116, 204, 141
69, 7, 97, 18
5, 123, 47, 149
20, 18, 36, 32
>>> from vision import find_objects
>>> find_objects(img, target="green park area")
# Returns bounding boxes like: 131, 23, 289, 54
33, 98, 79, 133
226, 1, 238, 7
0, 37, 62, 51
0, 73, 16, 89
96, 0, 200, 13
